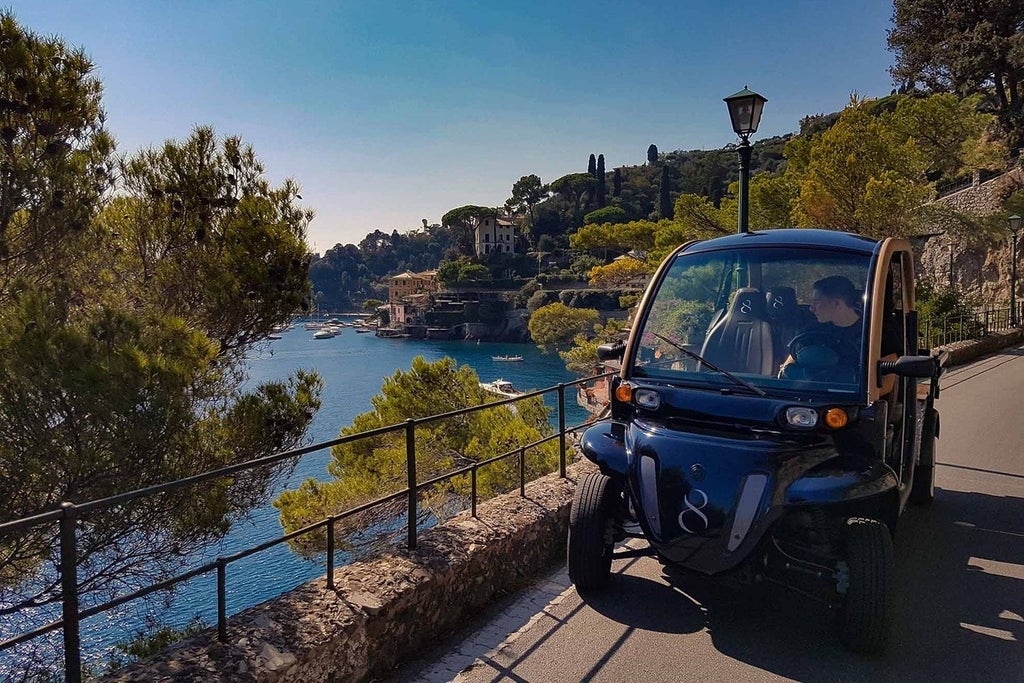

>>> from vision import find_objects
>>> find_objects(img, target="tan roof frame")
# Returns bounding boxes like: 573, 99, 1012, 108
867, 237, 916, 403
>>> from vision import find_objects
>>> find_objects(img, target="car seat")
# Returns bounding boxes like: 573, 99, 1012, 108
700, 287, 774, 375
765, 287, 813, 370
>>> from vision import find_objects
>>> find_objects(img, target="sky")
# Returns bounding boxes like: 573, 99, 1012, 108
9, 1, 899, 252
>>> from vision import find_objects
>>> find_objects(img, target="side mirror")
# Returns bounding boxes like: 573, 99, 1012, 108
878, 355, 935, 379
597, 342, 626, 361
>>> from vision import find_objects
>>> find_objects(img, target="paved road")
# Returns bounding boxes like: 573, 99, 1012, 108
391, 347, 1024, 683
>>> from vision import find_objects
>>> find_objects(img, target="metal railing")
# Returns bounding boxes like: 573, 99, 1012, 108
0, 372, 614, 681
919, 303, 1022, 349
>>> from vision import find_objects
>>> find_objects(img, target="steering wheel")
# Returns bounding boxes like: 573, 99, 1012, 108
780, 330, 844, 381
787, 330, 843, 360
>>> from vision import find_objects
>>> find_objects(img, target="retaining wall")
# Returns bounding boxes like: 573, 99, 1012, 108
103, 461, 594, 683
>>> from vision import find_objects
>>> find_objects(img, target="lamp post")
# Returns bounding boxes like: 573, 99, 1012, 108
1010, 214, 1021, 327
724, 87, 767, 234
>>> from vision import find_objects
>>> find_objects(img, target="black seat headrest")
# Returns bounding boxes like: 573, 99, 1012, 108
765, 287, 797, 315
727, 287, 767, 320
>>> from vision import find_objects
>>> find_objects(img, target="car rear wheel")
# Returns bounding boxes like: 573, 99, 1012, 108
567, 472, 621, 592
910, 407, 937, 505
837, 517, 894, 654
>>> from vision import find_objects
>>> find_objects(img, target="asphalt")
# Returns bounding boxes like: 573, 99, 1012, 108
388, 346, 1024, 683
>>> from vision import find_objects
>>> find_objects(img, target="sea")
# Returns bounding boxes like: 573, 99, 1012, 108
2, 322, 590, 672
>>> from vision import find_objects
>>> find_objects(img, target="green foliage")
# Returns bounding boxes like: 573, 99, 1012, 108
889, 94, 1005, 178
505, 174, 548, 238
107, 617, 207, 670
527, 289, 559, 312
889, 0, 1024, 144
442, 204, 496, 229
0, 14, 322, 622
587, 258, 654, 289
793, 98, 930, 236
659, 165, 674, 219
437, 257, 493, 289
750, 94, 1003, 238
550, 173, 598, 228
916, 283, 983, 347
588, 153, 597, 176
274, 357, 557, 552
619, 293, 641, 309
528, 302, 599, 348
571, 219, 659, 252
0, 10, 114, 270
363, 298, 384, 311
569, 254, 604, 279
647, 144, 658, 164
596, 154, 607, 206
584, 206, 628, 226
559, 318, 627, 374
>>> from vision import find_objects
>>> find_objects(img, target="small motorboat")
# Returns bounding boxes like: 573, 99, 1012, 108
312, 329, 335, 339
492, 355, 524, 362
479, 379, 524, 398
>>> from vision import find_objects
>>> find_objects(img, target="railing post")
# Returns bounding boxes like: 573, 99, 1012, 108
59, 502, 81, 683
557, 383, 567, 478
406, 418, 417, 550
216, 558, 227, 642
984, 308, 990, 335
519, 447, 526, 497
471, 467, 477, 518
326, 517, 335, 589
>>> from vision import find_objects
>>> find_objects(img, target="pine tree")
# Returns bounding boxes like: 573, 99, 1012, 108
647, 144, 659, 165
613, 168, 622, 197
588, 153, 597, 177
596, 154, 607, 207
659, 164, 674, 219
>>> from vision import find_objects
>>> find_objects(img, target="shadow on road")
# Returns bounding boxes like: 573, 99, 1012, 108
581, 485, 1023, 682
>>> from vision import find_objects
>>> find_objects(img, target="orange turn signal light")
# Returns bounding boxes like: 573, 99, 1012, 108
614, 383, 633, 403
824, 407, 849, 429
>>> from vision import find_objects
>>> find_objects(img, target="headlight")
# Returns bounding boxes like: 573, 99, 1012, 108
785, 406, 818, 428
634, 389, 661, 410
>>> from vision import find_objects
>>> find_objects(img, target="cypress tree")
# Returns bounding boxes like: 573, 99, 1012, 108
596, 154, 606, 207
647, 144, 659, 164
659, 164, 673, 219
588, 153, 597, 177
613, 167, 622, 197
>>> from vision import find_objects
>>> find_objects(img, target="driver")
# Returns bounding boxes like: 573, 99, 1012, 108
779, 275, 864, 378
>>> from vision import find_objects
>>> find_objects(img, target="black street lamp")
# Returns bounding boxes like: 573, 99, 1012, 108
724, 86, 767, 234
1010, 214, 1021, 326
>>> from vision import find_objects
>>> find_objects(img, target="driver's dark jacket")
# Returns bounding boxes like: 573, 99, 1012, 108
790, 316, 902, 367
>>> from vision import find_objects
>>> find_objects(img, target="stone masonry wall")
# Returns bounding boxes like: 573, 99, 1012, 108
916, 167, 1024, 302
103, 460, 596, 683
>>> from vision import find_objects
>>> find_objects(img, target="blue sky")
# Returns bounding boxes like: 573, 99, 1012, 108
10, 1, 897, 251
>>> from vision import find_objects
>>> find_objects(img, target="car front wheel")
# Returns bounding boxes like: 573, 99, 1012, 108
836, 517, 894, 654
567, 471, 621, 592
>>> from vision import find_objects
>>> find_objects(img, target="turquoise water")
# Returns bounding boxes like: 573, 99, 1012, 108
54, 328, 588, 666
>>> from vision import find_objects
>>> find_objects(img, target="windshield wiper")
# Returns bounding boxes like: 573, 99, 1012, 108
649, 332, 768, 397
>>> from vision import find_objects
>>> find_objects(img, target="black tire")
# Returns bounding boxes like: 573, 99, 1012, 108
910, 407, 937, 505
567, 472, 621, 592
837, 517, 894, 654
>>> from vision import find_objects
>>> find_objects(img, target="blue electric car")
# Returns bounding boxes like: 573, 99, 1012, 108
568, 229, 946, 653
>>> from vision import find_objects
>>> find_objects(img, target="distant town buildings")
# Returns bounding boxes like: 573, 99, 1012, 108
384, 271, 438, 326
473, 216, 516, 257
385, 270, 438, 302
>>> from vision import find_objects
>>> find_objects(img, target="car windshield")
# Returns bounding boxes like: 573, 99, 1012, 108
630, 246, 871, 396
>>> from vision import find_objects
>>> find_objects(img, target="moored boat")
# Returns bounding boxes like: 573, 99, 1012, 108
492, 354, 524, 362
479, 379, 524, 398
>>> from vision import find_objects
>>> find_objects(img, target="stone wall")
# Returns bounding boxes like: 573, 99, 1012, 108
916, 167, 1024, 302
103, 461, 595, 683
